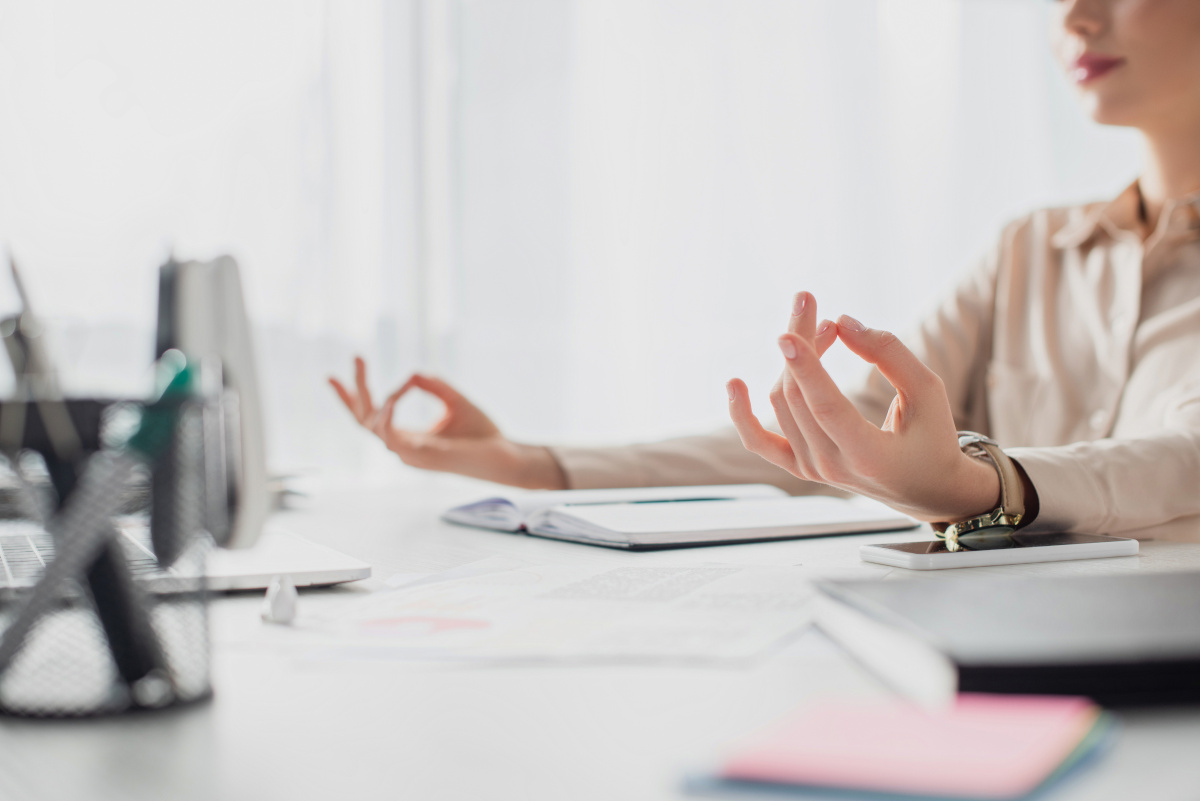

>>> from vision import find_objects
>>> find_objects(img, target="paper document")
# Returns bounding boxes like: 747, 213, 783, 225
296, 561, 816, 663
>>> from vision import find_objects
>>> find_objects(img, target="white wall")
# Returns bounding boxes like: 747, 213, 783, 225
448, 0, 1140, 448
0, 1, 419, 474
0, 0, 1141, 478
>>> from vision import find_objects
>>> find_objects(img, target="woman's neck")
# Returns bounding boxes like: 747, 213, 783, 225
1139, 122, 1200, 234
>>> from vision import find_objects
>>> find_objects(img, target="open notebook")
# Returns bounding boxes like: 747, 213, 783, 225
443, 484, 786, 532
443, 485, 917, 550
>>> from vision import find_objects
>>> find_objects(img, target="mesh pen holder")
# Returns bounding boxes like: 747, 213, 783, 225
0, 398, 217, 718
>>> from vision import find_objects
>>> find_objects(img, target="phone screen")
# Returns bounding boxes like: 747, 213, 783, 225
876, 532, 1123, 555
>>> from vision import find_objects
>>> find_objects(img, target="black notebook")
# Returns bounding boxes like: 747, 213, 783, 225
816, 572, 1200, 705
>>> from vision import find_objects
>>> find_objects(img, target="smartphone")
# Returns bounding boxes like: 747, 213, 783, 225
860, 531, 1139, 570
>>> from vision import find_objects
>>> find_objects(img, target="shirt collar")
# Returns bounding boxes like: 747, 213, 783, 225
1051, 180, 1200, 250
1050, 181, 1142, 250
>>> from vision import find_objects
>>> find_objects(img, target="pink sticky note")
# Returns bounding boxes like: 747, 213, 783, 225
721, 694, 1100, 799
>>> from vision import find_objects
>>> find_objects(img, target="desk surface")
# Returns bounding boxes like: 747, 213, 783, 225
3, 472, 1200, 801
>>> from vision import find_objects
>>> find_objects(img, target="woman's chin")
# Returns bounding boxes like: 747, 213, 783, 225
1079, 94, 1145, 128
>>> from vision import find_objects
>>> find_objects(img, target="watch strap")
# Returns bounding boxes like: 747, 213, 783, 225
932, 432, 1025, 536
957, 432, 1025, 520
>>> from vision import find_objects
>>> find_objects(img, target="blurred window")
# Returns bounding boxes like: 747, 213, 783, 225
0, 0, 1139, 477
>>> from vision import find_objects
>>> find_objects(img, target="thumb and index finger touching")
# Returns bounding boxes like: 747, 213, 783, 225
730, 294, 932, 439
786, 289, 928, 377
788, 291, 838, 357
329, 357, 466, 429
790, 292, 923, 385
833, 315, 940, 404
372, 373, 470, 436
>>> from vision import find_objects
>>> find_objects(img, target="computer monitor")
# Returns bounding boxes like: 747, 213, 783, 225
155, 256, 267, 550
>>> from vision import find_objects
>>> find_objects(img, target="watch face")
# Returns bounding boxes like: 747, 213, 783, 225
947, 527, 1017, 552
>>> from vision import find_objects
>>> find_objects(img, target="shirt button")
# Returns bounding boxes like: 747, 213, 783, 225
1089, 410, 1108, 431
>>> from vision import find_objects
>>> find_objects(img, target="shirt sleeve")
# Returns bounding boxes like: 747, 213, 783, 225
1010, 400, 1200, 537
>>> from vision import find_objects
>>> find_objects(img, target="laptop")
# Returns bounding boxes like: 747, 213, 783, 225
0, 254, 371, 593
0, 518, 371, 593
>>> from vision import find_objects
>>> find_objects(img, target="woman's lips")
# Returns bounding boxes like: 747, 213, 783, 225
1071, 53, 1126, 85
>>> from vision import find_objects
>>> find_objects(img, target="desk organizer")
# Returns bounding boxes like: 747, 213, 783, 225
0, 396, 217, 718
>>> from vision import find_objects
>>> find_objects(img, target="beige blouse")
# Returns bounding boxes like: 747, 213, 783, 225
550, 182, 1200, 542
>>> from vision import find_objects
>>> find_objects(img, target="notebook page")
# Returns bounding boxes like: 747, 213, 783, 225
510, 484, 785, 518
549, 496, 905, 535
442, 484, 786, 531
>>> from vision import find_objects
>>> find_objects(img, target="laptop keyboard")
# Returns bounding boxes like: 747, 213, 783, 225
0, 529, 52, 583
0, 522, 165, 588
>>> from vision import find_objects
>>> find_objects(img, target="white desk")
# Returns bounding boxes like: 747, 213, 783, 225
3, 472, 1200, 801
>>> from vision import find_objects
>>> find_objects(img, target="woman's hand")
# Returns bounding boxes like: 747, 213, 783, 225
726, 292, 1000, 523
329, 358, 567, 489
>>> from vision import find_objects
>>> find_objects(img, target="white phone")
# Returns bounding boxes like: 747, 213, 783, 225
860, 531, 1139, 570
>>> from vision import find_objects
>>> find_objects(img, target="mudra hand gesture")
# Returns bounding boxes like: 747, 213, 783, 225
726, 292, 1003, 524
329, 358, 567, 488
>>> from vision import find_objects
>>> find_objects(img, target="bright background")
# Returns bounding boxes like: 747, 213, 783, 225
0, 0, 1141, 478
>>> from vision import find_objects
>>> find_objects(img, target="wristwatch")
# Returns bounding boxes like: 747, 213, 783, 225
932, 432, 1025, 552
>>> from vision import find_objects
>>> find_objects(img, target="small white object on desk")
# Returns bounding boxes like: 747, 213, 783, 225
261, 574, 298, 624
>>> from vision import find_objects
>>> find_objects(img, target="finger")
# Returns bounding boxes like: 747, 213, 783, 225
382, 429, 462, 472
354, 356, 375, 421
328, 378, 358, 415
775, 338, 842, 474
376, 427, 424, 466
726, 379, 795, 468
402, 375, 463, 435
815, 319, 837, 357
834, 316, 943, 405
780, 333, 874, 449
405, 374, 471, 411
768, 375, 818, 477
787, 291, 817, 343
403, 435, 494, 473
372, 380, 416, 439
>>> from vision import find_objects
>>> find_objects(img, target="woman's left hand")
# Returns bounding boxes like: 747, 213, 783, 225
726, 292, 1000, 524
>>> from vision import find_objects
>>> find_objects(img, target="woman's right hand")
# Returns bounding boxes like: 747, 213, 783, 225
329, 358, 567, 489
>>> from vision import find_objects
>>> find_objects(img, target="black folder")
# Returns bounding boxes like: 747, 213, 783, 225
816, 572, 1200, 705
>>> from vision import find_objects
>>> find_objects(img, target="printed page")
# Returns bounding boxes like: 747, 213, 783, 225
293, 562, 815, 663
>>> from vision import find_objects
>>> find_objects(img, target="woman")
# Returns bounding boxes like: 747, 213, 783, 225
332, 0, 1200, 541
